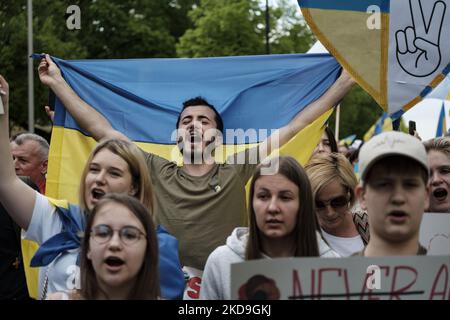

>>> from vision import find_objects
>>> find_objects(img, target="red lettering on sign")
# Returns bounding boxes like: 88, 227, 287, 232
390, 266, 417, 300
429, 264, 449, 300
292, 270, 303, 299
186, 277, 201, 299
292, 269, 316, 299
317, 268, 349, 300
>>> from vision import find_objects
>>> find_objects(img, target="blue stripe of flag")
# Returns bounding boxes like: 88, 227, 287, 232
299, 0, 390, 13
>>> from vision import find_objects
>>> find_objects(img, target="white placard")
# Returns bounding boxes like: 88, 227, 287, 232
231, 255, 450, 300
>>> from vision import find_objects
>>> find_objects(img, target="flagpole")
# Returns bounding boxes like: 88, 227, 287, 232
265, 0, 270, 54
335, 104, 340, 140
442, 100, 447, 137
27, 0, 34, 133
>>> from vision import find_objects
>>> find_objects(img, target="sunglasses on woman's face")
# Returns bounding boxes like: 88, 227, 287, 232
315, 195, 349, 211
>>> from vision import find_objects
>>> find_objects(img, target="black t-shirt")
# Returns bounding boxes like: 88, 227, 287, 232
0, 177, 38, 300
0, 205, 29, 299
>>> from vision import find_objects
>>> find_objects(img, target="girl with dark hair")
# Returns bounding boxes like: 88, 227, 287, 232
50, 194, 160, 299
200, 156, 338, 300
312, 126, 338, 158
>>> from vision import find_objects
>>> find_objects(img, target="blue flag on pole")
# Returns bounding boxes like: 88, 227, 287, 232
436, 102, 447, 137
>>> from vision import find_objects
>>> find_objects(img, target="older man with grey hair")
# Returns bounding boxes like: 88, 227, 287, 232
10, 133, 49, 194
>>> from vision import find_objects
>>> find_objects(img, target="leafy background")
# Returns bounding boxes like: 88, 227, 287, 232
0, 0, 381, 141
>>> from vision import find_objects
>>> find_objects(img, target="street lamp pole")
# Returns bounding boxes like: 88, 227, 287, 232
27, 0, 34, 133
265, 0, 270, 54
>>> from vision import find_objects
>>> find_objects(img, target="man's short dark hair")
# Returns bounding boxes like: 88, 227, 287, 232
176, 97, 224, 134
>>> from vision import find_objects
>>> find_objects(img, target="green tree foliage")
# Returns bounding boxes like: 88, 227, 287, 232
166, 0, 200, 39
269, 0, 315, 54
177, 0, 314, 57
1, 1, 88, 130
177, 0, 266, 57
73, 0, 177, 59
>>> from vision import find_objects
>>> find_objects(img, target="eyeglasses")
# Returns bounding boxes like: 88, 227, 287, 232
315, 195, 349, 211
90, 224, 146, 246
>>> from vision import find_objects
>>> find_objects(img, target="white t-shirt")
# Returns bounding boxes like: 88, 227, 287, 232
321, 230, 364, 257
24, 192, 81, 299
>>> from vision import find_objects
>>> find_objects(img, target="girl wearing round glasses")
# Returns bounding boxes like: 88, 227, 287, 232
305, 153, 369, 257
0, 79, 183, 299
200, 156, 338, 300
49, 194, 160, 299
79, 194, 160, 299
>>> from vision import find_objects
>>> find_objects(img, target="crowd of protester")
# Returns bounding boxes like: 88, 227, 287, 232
1, 55, 449, 300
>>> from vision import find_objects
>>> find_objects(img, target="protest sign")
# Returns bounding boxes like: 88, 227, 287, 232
420, 213, 450, 255
231, 256, 450, 300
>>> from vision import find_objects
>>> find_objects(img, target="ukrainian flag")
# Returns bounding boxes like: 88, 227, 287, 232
363, 112, 393, 141
340, 134, 357, 146
298, 0, 450, 118
436, 102, 447, 137
23, 53, 340, 298
299, 0, 389, 110
40, 53, 341, 201
428, 74, 450, 101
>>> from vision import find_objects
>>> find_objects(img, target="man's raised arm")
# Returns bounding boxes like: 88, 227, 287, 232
258, 69, 355, 158
38, 54, 129, 143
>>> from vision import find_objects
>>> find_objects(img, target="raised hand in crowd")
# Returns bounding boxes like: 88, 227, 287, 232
44, 106, 55, 123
